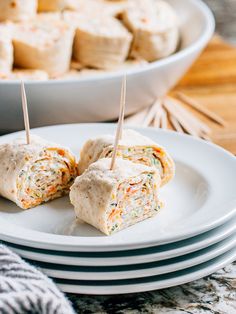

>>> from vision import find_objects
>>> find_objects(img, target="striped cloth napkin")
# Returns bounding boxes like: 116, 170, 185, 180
0, 244, 75, 314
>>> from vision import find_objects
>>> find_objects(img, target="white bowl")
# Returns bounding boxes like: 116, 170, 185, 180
0, 0, 214, 132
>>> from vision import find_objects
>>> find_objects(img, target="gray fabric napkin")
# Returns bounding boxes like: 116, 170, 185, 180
0, 244, 75, 314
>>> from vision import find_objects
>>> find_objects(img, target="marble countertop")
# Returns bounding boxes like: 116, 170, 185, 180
68, 1, 236, 313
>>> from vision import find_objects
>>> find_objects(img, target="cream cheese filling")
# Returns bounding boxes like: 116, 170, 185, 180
104, 146, 164, 178
17, 148, 76, 209
106, 172, 160, 234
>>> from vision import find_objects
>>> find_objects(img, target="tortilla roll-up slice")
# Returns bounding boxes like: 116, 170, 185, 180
78, 129, 174, 186
99, 0, 128, 17
58, 58, 147, 79
0, 0, 37, 22
0, 69, 49, 80
0, 135, 77, 209
84, 0, 128, 17
34, 13, 62, 22
0, 24, 13, 74
64, 12, 132, 69
70, 158, 162, 235
122, 0, 179, 61
38, 0, 78, 12
13, 18, 74, 76
62, 1, 127, 18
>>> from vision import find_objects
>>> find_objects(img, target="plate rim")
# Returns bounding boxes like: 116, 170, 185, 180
55, 247, 236, 294
6, 216, 236, 266
30, 233, 236, 280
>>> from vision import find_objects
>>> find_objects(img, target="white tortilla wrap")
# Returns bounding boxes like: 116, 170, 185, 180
70, 158, 162, 235
0, 69, 49, 80
78, 129, 175, 186
64, 12, 132, 69
0, 23, 13, 74
0, 135, 77, 209
122, 0, 179, 61
38, 0, 78, 12
13, 17, 74, 76
0, 0, 37, 22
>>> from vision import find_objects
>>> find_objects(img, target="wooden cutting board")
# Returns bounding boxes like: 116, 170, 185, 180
172, 35, 236, 154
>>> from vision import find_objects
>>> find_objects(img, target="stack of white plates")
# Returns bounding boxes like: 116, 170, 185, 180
0, 124, 235, 295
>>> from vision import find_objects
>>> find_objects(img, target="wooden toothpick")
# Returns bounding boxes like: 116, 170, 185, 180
125, 107, 149, 125
119, 75, 126, 140
110, 76, 126, 170
21, 81, 30, 144
175, 92, 226, 127
169, 115, 184, 133
142, 98, 161, 127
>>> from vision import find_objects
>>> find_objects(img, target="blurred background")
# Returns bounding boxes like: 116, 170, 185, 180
204, 0, 236, 44
0, 0, 235, 138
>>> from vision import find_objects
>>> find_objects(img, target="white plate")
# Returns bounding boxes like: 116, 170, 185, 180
6, 217, 236, 266
31, 234, 236, 280
0, 124, 235, 251
56, 248, 236, 294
